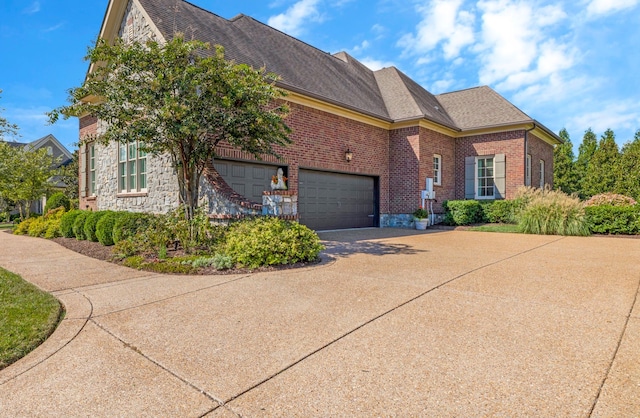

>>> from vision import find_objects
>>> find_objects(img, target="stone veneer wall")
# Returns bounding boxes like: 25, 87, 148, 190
95, 141, 180, 213
119, 0, 159, 45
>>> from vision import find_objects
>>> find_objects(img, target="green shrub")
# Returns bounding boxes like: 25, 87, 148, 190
13, 217, 37, 235
482, 200, 519, 224
44, 219, 62, 239
73, 211, 91, 240
518, 190, 590, 236
83, 211, 108, 242
443, 200, 484, 225
223, 217, 324, 269
44, 192, 71, 214
113, 237, 138, 258
112, 212, 155, 244
95, 211, 120, 246
212, 253, 234, 270
60, 210, 83, 238
27, 217, 47, 237
585, 204, 640, 234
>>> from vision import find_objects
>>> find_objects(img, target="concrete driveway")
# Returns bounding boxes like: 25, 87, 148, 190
0, 228, 639, 417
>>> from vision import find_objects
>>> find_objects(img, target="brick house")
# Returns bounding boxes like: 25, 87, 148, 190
79, 0, 561, 230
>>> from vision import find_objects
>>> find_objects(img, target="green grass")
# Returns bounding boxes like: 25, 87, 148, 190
0, 223, 14, 230
0, 267, 62, 370
468, 223, 522, 234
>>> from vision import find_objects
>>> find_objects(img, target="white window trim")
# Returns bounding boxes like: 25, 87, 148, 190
526, 154, 531, 187
539, 159, 545, 188
118, 141, 148, 194
475, 155, 495, 200
433, 154, 442, 186
89, 144, 96, 196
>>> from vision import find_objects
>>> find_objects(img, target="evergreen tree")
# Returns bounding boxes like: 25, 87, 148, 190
615, 129, 640, 200
553, 128, 577, 194
582, 129, 620, 197
575, 128, 598, 198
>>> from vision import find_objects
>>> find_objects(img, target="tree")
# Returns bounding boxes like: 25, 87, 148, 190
56, 150, 79, 200
582, 128, 620, 197
615, 129, 640, 200
49, 35, 291, 220
0, 142, 57, 219
0, 89, 19, 141
575, 128, 598, 198
553, 128, 577, 194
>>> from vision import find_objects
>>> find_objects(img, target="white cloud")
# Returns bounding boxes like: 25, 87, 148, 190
569, 101, 640, 135
359, 57, 395, 71
586, 0, 639, 16
398, 0, 475, 60
351, 40, 370, 53
268, 0, 323, 37
43, 22, 66, 33
22, 1, 40, 14
475, 1, 569, 89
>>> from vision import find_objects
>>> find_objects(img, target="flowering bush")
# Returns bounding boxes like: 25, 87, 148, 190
413, 207, 429, 219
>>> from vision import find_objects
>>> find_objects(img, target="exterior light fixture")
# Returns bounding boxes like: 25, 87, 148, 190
345, 148, 353, 162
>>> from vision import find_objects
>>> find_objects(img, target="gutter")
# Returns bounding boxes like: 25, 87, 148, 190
524, 122, 536, 186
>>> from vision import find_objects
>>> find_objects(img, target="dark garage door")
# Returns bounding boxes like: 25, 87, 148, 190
213, 160, 279, 203
299, 169, 376, 230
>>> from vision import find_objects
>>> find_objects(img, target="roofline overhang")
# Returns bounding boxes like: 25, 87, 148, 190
455, 120, 561, 146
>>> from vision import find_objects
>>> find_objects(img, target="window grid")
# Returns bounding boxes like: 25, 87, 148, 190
477, 157, 495, 198
119, 142, 147, 193
433, 154, 442, 185
89, 144, 96, 196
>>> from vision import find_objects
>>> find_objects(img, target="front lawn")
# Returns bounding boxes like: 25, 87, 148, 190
0, 267, 62, 369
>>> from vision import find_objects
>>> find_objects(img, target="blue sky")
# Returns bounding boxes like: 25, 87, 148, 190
1, 0, 639, 153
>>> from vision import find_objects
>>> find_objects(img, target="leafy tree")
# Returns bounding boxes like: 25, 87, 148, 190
615, 129, 640, 200
0, 142, 57, 219
0, 89, 19, 140
575, 128, 598, 198
56, 149, 79, 199
553, 128, 577, 194
582, 128, 620, 197
49, 35, 291, 220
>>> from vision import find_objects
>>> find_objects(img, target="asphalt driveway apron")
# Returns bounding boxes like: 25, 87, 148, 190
0, 229, 639, 416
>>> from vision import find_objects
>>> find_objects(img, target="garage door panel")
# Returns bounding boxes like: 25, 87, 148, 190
299, 169, 376, 230
214, 160, 279, 203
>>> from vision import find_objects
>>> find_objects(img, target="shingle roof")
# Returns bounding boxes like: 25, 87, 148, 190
137, 0, 391, 119
436, 86, 532, 130
135, 0, 553, 136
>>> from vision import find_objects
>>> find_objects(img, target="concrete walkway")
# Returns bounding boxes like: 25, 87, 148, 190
0, 229, 639, 416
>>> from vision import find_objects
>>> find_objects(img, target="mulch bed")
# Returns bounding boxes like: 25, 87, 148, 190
50, 236, 322, 275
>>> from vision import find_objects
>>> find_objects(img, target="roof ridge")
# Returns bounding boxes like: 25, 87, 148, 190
436, 85, 490, 97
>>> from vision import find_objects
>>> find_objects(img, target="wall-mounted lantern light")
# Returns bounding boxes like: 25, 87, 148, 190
345, 148, 353, 162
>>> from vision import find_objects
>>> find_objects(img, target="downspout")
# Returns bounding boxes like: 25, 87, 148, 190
524, 123, 536, 186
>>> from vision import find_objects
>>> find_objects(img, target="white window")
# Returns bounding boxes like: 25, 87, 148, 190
539, 159, 545, 188
89, 144, 96, 196
526, 154, 531, 186
433, 154, 442, 185
476, 156, 495, 199
119, 142, 147, 193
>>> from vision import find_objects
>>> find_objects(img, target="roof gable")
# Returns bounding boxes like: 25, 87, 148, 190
436, 86, 531, 130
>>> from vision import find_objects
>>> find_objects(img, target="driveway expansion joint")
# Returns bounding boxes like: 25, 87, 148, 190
90, 318, 226, 407
0, 288, 94, 386
221, 235, 567, 406
588, 271, 640, 416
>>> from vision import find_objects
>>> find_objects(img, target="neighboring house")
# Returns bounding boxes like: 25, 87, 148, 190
79, 0, 561, 230
4, 134, 73, 214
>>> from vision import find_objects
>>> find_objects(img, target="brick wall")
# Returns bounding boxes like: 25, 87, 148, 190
216, 102, 391, 214
454, 130, 526, 199
527, 133, 555, 189
419, 127, 456, 213
388, 127, 420, 214
79, 115, 98, 211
